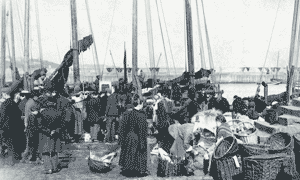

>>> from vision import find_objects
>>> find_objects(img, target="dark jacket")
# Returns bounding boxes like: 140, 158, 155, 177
105, 93, 120, 116
38, 107, 63, 153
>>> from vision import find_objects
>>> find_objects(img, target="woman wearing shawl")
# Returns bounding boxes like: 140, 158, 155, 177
155, 92, 176, 177
118, 94, 148, 177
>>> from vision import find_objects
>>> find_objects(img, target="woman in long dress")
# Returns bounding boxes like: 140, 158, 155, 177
118, 94, 148, 177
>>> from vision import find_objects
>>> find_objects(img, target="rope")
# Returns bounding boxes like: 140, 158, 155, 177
101, 0, 117, 78
201, 0, 214, 70
159, 0, 177, 77
258, 0, 281, 83
155, 0, 170, 77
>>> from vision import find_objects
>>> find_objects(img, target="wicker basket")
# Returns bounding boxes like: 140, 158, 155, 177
214, 136, 239, 160
239, 144, 270, 157
211, 155, 243, 180
243, 153, 285, 180
157, 155, 187, 177
266, 132, 293, 155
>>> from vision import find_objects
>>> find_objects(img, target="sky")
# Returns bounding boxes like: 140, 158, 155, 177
0, 0, 296, 73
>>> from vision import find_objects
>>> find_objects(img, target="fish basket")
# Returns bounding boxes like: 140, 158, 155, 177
234, 122, 258, 144
214, 136, 239, 160
87, 143, 120, 173
243, 153, 285, 180
210, 155, 243, 180
266, 132, 293, 155
239, 144, 270, 157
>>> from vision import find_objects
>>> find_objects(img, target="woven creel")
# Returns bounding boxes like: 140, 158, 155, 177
239, 144, 270, 157
214, 136, 239, 159
266, 132, 293, 155
243, 153, 286, 180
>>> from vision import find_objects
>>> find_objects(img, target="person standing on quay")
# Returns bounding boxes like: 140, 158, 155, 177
118, 94, 149, 177
104, 88, 120, 143
21, 89, 43, 164
0, 89, 26, 165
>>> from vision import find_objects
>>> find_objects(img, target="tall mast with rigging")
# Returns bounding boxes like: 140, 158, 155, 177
9, 0, 17, 81
70, 0, 80, 84
132, 0, 142, 97
144, 0, 156, 86
0, 0, 6, 92
185, 0, 195, 86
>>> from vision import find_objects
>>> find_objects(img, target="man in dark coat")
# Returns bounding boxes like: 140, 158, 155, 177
118, 94, 148, 177
38, 106, 63, 174
99, 91, 109, 141
21, 89, 43, 164
0, 90, 26, 165
104, 88, 120, 143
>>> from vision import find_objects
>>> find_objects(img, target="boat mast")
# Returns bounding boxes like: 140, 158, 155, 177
70, 0, 80, 84
9, 0, 16, 81
185, 0, 195, 86
132, 0, 142, 97
34, 0, 43, 68
144, 0, 155, 86
24, 0, 30, 74
0, 0, 6, 92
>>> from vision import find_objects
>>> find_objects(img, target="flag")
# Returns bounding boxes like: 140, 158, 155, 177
78, 35, 93, 53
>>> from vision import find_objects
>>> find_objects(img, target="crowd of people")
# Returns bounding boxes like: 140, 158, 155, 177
0, 73, 278, 177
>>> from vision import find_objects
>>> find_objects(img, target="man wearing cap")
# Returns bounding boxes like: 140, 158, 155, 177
0, 88, 26, 165
21, 88, 43, 164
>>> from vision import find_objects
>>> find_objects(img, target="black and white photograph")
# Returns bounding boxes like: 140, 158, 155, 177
0, 0, 300, 179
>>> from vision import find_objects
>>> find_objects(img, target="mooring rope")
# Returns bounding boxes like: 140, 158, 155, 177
101, 0, 118, 79
258, 0, 281, 84
160, 0, 177, 77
